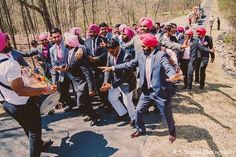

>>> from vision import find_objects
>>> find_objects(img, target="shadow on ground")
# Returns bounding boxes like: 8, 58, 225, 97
45, 131, 118, 157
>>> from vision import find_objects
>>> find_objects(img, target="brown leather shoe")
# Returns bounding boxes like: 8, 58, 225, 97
130, 131, 146, 138
169, 135, 176, 143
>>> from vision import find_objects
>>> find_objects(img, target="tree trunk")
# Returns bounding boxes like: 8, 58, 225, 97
16, 0, 53, 31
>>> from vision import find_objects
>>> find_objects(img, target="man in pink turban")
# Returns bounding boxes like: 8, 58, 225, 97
178, 29, 214, 92
195, 27, 214, 90
99, 33, 182, 143
139, 17, 154, 34
53, 32, 101, 126
0, 31, 57, 157
122, 27, 135, 42
69, 27, 85, 45
84, 24, 112, 112
64, 32, 80, 48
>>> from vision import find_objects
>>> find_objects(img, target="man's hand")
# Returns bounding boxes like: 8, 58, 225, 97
166, 73, 183, 82
100, 83, 112, 92
211, 58, 215, 63
75, 48, 83, 60
98, 66, 113, 72
60, 65, 68, 72
89, 91, 96, 96
43, 84, 57, 95
52, 66, 61, 72
210, 48, 215, 53
88, 56, 98, 63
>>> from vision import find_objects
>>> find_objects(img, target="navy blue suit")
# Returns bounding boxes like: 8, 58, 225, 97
84, 36, 110, 108
179, 38, 212, 90
114, 49, 176, 136
104, 49, 136, 94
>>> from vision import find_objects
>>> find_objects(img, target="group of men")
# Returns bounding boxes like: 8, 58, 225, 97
0, 14, 215, 156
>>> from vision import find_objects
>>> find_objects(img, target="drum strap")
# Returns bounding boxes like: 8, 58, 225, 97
0, 58, 13, 100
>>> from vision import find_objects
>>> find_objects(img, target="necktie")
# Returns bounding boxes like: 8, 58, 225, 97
57, 45, 63, 61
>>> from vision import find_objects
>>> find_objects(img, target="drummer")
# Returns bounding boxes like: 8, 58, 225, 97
0, 32, 57, 157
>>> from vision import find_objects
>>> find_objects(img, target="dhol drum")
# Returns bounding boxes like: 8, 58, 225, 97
21, 67, 61, 115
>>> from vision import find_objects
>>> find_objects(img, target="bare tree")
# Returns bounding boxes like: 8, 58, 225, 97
16, 0, 53, 31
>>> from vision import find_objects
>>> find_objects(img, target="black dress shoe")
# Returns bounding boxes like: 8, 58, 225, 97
129, 120, 135, 127
41, 139, 53, 152
130, 131, 146, 138
113, 114, 128, 122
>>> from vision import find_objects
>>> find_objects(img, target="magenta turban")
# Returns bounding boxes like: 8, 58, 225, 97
140, 33, 158, 47
64, 32, 80, 48
69, 27, 81, 35
38, 33, 48, 41
123, 27, 135, 40
139, 17, 153, 30
119, 24, 127, 32
88, 24, 100, 34
177, 26, 185, 33
185, 29, 194, 37
0, 32, 6, 52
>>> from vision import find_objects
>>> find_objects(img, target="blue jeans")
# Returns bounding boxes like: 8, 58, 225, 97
3, 99, 42, 157
135, 92, 176, 136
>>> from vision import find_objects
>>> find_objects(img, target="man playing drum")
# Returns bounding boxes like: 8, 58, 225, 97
0, 32, 57, 157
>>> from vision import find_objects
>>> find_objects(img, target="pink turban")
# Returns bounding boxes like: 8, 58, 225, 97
140, 33, 158, 47
88, 24, 100, 34
185, 29, 194, 37
0, 32, 6, 52
69, 27, 81, 35
119, 24, 127, 32
196, 27, 206, 36
123, 27, 135, 40
177, 26, 185, 33
38, 33, 48, 41
139, 17, 153, 30
64, 32, 79, 48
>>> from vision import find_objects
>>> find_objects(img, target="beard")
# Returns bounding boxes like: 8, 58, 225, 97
143, 47, 152, 56
2, 46, 12, 54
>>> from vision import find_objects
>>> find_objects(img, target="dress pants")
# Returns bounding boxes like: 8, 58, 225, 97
3, 100, 42, 157
58, 74, 75, 107
108, 87, 136, 120
195, 57, 209, 88
180, 59, 190, 88
187, 60, 197, 91
135, 92, 176, 136
71, 78, 99, 120
94, 69, 111, 108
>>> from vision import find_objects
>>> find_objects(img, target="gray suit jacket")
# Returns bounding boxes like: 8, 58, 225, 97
114, 49, 176, 99
49, 41, 68, 75
67, 46, 95, 92
104, 49, 136, 94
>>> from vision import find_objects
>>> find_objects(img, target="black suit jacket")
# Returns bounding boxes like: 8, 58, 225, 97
104, 49, 136, 94
179, 37, 212, 63
198, 35, 214, 59
67, 47, 95, 92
